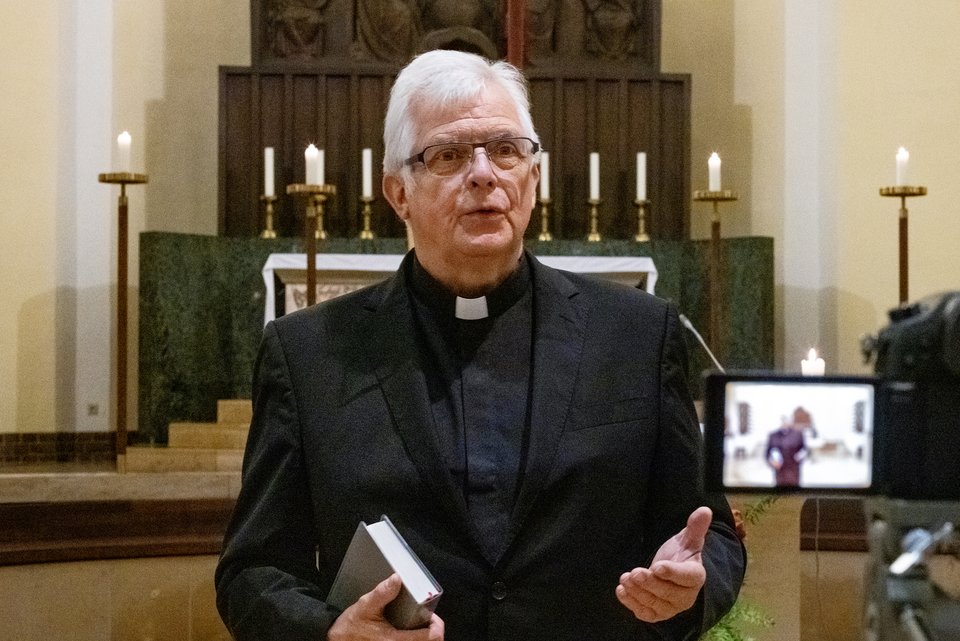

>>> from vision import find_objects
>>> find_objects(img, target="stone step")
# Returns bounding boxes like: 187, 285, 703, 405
217, 399, 252, 424
168, 423, 248, 450
125, 446, 243, 473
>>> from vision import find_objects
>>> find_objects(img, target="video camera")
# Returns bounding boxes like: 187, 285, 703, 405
702, 291, 960, 641
703, 290, 960, 498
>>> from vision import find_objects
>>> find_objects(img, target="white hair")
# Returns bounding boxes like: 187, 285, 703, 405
382, 49, 539, 175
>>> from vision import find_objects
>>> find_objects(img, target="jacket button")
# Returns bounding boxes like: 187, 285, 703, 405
491, 581, 507, 600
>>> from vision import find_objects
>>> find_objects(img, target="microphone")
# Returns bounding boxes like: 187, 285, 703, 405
678, 313, 726, 373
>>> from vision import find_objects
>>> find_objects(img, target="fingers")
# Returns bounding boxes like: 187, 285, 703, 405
616, 564, 705, 623
355, 573, 403, 615
616, 507, 712, 623
329, 575, 445, 641
682, 506, 712, 552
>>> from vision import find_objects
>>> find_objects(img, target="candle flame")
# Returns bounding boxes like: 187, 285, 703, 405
807, 348, 817, 361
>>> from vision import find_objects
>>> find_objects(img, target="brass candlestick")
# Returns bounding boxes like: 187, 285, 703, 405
260, 195, 277, 239
693, 189, 739, 355
359, 196, 375, 240
98, 171, 148, 473
287, 183, 336, 306
879, 185, 927, 304
537, 197, 553, 241
587, 198, 602, 242
634, 199, 650, 242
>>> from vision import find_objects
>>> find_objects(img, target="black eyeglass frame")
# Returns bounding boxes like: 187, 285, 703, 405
402, 137, 541, 173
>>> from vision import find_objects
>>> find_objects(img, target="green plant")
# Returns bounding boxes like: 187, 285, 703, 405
701, 599, 775, 641
700, 495, 779, 641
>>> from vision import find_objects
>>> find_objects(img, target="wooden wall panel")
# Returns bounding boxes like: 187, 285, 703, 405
657, 79, 691, 239
220, 67, 690, 240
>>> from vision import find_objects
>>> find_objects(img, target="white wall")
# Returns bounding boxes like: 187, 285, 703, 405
2, 1, 959, 433
0, 1, 248, 435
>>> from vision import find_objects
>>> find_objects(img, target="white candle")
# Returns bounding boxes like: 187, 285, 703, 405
708, 152, 721, 191
539, 151, 550, 200
117, 131, 131, 173
305, 144, 320, 184
636, 152, 647, 201
589, 152, 600, 200
895, 146, 909, 186
264, 147, 275, 197
801, 348, 825, 376
361, 148, 373, 198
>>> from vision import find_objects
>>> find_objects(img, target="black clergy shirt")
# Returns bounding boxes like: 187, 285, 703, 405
408, 255, 533, 563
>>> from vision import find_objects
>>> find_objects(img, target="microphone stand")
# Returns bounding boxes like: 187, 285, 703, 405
679, 313, 726, 373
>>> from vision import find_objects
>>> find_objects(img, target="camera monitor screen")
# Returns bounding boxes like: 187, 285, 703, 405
703, 374, 878, 492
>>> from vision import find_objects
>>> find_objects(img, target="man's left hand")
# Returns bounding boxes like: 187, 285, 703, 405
615, 506, 711, 622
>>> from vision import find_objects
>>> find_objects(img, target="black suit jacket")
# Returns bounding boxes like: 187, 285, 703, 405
216, 252, 745, 641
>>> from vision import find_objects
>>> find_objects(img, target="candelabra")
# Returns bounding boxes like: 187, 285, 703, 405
634, 199, 650, 242
587, 198, 602, 242
693, 188, 738, 353
359, 196, 375, 240
287, 183, 336, 307
98, 171, 148, 472
260, 195, 277, 239
537, 197, 553, 241
879, 185, 927, 304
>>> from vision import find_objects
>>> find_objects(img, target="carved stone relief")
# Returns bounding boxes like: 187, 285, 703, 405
265, 0, 331, 60
353, 0, 423, 62
254, 0, 654, 67
582, 0, 639, 60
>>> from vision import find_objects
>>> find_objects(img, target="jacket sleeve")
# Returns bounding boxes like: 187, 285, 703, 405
647, 304, 747, 640
215, 321, 340, 641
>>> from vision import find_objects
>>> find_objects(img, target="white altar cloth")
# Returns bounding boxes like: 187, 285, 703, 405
262, 253, 657, 325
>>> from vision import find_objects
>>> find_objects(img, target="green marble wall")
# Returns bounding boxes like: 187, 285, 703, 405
139, 232, 773, 443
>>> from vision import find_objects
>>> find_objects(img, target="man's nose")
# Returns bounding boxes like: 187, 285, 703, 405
466, 148, 497, 187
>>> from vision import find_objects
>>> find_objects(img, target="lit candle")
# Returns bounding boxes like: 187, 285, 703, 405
117, 131, 132, 173
305, 144, 320, 185
636, 152, 647, 201
708, 152, 721, 191
895, 146, 909, 186
589, 152, 600, 200
539, 151, 550, 200
801, 348, 825, 376
362, 148, 372, 199
264, 147, 275, 197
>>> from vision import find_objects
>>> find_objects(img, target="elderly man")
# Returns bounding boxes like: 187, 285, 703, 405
216, 49, 745, 641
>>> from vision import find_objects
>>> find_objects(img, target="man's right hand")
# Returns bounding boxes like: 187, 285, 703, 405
327, 574, 444, 641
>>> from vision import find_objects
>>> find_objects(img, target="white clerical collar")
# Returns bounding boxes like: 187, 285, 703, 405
455, 296, 489, 320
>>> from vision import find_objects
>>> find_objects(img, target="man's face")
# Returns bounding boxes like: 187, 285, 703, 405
384, 83, 539, 271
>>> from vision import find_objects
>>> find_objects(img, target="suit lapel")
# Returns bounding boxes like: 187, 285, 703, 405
361, 265, 474, 533
510, 257, 588, 537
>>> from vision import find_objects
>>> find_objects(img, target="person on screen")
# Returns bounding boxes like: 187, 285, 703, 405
766, 415, 808, 486
215, 49, 746, 641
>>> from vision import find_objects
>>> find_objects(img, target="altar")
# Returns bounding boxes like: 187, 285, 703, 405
138, 232, 773, 444
261, 253, 658, 324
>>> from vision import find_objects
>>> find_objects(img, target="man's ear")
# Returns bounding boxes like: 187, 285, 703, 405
530, 162, 540, 210
383, 173, 409, 221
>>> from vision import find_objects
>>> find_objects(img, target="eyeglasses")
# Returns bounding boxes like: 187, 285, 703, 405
404, 137, 540, 177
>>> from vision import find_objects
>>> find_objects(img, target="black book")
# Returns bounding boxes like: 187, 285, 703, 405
327, 515, 442, 630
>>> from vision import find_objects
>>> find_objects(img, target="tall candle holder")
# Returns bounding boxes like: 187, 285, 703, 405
287, 183, 336, 307
693, 189, 738, 353
879, 185, 927, 304
359, 196, 375, 240
587, 198, 602, 242
260, 195, 278, 239
98, 171, 148, 472
634, 199, 650, 242
537, 197, 553, 241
